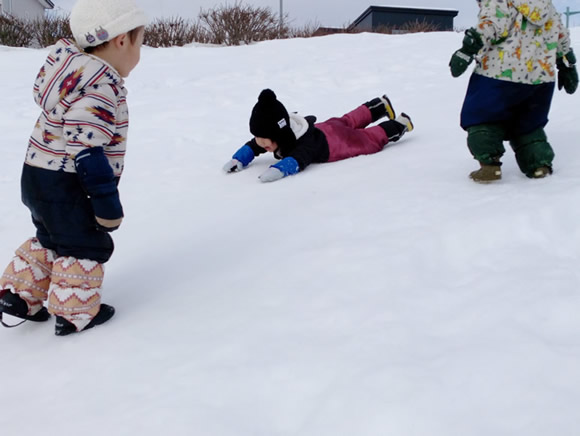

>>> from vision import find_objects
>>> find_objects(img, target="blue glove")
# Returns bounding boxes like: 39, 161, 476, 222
223, 144, 255, 173
259, 157, 299, 183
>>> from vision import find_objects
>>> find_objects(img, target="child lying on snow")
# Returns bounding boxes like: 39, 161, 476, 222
223, 89, 414, 182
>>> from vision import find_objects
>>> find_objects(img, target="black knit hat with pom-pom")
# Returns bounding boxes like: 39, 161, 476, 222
249, 89, 296, 149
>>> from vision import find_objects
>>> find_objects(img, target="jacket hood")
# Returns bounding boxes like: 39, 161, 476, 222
513, 0, 554, 26
33, 39, 123, 113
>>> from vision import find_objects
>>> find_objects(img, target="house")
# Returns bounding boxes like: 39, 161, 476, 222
0, 0, 54, 20
350, 5, 459, 32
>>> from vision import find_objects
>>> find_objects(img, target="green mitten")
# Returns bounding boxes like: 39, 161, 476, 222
449, 28, 484, 78
557, 49, 578, 95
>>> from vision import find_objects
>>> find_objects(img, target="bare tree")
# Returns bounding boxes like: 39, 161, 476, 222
0, 15, 34, 47
199, 1, 288, 46
144, 17, 208, 48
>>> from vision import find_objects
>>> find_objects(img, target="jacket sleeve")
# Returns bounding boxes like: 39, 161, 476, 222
476, 0, 514, 47
247, 138, 267, 156
285, 117, 325, 171
74, 147, 123, 224
62, 84, 119, 156
555, 12, 571, 56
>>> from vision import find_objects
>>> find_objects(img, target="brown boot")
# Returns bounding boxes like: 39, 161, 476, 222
469, 163, 502, 183
531, 166, 552, 178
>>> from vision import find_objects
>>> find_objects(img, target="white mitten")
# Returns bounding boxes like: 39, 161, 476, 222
223, 158, 244, 173
259, 167, 284, 183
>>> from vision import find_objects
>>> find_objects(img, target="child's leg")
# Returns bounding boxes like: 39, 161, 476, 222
48, 256, 104, 332
0, 238, 55, 315
323, 105, 374, 130
509, 128, 554, 178
317, 122, 389, 162
508, 82, 555, 178
364, 95, 396, 122
466, 123, 506, 164
320, 113, 413, 162
466, 123, 506, 182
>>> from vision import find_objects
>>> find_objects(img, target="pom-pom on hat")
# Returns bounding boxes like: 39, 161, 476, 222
70, 0, 148, 49
249, 89, 296, 148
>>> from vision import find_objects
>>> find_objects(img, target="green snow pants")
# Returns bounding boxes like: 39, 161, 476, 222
467, 124, 555, 177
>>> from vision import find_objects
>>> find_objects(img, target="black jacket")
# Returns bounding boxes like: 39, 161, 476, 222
247, 116, 330, 171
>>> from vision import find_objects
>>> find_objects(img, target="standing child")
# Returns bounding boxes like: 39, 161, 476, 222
223, 89, 413, 182
0, 0, 147, 335
449, 0, 577, 182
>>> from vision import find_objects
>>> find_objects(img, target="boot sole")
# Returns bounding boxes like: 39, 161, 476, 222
382, 95, 396, 120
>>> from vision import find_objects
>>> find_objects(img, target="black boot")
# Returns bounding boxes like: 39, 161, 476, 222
55, 303, 115, 336
0, 289, 50, 327
379, 113, 414, 142
364, 95, 396, 122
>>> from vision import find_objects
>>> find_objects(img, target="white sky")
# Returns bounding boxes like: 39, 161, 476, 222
52, 0, 580, 29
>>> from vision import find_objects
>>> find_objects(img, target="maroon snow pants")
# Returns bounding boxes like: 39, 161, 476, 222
315, 105, 389, 162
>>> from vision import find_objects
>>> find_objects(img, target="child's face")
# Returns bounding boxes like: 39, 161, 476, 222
116, 28, 144, 77
255, 137, 278, 152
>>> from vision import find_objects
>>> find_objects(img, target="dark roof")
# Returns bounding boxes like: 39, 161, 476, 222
351, 5, 459, 28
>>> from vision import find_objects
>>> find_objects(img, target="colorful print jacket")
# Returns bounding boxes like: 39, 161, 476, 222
474, 0, 571, 84
26, 38, 128, 176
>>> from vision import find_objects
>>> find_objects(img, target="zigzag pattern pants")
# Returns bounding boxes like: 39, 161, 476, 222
0, 237, 104, 331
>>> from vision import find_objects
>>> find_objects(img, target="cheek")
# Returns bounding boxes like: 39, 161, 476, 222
133, 47, 141, 65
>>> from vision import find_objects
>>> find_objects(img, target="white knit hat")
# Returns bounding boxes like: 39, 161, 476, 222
70, 0, 148, 49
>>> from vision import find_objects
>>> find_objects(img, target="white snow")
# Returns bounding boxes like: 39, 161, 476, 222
1, 29, 580, 435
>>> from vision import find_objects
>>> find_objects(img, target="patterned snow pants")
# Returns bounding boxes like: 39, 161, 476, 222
0, 238, 104, 331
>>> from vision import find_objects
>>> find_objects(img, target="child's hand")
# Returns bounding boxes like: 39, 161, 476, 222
557, 50, 578, 95
223, 158, 244, 173
259, 157, 300, 182
224, 144, 256, 173
259, 167, 284, 183
449, 28, 484, 77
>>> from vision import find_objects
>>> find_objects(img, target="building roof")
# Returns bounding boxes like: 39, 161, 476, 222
351, 5, 459, 28
38, 0, 55, 9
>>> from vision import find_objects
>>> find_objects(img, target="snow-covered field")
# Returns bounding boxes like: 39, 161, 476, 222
1, 29, 580, 435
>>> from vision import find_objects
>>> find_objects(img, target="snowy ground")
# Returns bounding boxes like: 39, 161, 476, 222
1, 29, 580, 435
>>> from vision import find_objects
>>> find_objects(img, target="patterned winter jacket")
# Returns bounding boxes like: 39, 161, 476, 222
474, 0, 571, 84
26, 38, 128, 175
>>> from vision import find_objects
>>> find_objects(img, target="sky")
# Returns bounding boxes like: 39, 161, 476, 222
51, 0, 580, 29
1, 28, 580, 436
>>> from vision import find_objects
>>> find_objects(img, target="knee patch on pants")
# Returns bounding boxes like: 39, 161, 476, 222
509, 128, 554, 177
467, 124, 506, 165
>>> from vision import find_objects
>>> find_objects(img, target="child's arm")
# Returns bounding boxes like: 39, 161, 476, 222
476, 0, 514, 47
74, 147, 123, 232
63, 85, 124, 231
555, 14, 577, 94
223, 139, 265, 173
449, 0, 513, 77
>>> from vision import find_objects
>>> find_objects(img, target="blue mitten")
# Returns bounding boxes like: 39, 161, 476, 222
74, 147, 123, 232
259, 157, 299, 183
224, 144, 255, 172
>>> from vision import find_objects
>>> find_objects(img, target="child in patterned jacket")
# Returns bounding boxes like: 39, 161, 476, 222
449, 0, 577, 182
0, 0, 147, 335
223, 89, 414, 182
